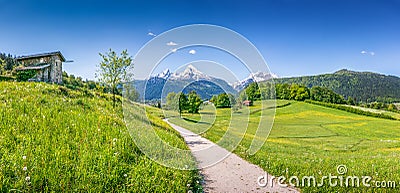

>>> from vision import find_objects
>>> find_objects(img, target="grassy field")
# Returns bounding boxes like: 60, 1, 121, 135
169, 100, 400, 192
0, 82, 202, 192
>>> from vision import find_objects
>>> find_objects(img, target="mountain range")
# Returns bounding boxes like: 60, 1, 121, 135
232, 71, 278, 90
134, 65, 275, 100
133, 65, 400, 103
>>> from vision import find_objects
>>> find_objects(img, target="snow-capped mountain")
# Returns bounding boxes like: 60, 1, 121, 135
139, 65, 277, 100
232, 71, 278, 91
171, 64, 212, 80
139, 65, 236, 100
154, 68, 172, 79
153, 65, 212, 81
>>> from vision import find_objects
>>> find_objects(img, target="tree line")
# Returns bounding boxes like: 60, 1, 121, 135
165, 91, 202, 115
274, 69, 400, 103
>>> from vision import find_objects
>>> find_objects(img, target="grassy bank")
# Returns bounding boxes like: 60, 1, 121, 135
0, 82, 201, 192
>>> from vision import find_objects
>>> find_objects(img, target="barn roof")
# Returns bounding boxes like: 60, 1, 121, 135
16, 51, 66, 62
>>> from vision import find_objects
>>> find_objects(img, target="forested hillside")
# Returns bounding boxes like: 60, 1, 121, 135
274, 69, 400, 103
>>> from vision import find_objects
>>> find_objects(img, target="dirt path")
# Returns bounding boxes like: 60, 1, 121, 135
165, 120, 299, 193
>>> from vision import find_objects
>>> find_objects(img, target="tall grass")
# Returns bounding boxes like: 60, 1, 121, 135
0, 82, 202, 192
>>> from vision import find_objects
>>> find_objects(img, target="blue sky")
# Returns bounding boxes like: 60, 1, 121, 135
1, 0, 399, 81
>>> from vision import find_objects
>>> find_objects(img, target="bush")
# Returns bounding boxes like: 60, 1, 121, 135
305, 100, 397, 120
16, 70, 36, 81
0, 75, 15, 81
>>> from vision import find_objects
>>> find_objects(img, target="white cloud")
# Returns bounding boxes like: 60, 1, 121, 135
361, 50, 375, 56
147, 32, 156, 37
189, 49, 196, 55
171, 48, 177, 53
166, 41, 178, 46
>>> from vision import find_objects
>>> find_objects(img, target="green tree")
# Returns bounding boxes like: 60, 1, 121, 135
210, 95, 218, 105
166, 92, 179, 110
96, 49, 133, 108
178, 92, 188, 117
310, 86, 345, 104
260, 82, 275, 100
228, 93, 237, 107
347, 97, 355, 105
388, 104, 396, 111
216, 93, 230, 108
124, 83, 140, 102
187, 91, 202, 113
276, 83, 290, 100
0, 58, 5, 75
245, 82, 261, 101
294, 86, 310, 101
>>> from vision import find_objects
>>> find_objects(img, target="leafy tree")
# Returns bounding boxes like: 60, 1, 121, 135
245, 82, 261, 101
238, 90, 248, 102
187, 91, 202, 113
166, 92, 179, 110
0, 58, 5, 75
210, 95, 218, 104
123, 83, 139, 102
388, 104, 396, 111
0, 52, 17, 72
294, 86, 310, 101
275, 83, 291, 100
178, 92, 187, 116
211, 93, 238, 108
216, 93, 230, 108
347, 97, 355, 105
228, 93, 237, 107
310, 86, 345, 104
259, 82, 275, 100
96, 49, 133, 107
16, 70, 36, 81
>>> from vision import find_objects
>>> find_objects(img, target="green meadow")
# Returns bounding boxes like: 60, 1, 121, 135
169, 100, 400, 192
0, 82, 202, 192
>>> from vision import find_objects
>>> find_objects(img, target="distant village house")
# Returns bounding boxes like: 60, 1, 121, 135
16, 51, 67, 84
242, 100, 252, 106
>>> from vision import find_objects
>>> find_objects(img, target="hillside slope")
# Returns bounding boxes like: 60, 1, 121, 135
274, 69, 400, 102
0, 82, 201, 192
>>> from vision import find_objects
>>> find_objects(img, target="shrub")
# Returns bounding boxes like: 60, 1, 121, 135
305, 100, 397, 120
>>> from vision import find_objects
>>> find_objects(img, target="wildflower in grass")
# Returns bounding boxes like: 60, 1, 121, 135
187, 183, 190, 187
23, 166, 27, 171
25, 176, 30, 181
124, 174, 128, 178
22, 156, 26, 160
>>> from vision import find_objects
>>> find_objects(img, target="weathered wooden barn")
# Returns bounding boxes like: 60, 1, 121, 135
16, 51, 66, 84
